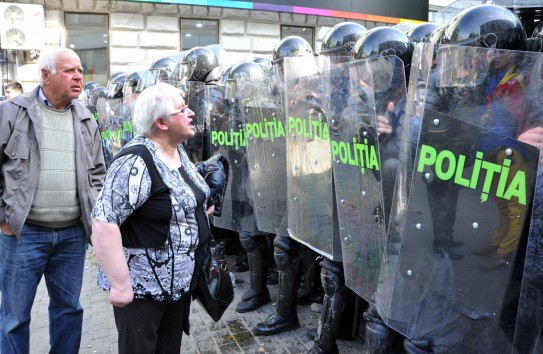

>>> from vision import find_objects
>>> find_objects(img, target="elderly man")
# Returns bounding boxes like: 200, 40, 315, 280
0, 47, 106, 354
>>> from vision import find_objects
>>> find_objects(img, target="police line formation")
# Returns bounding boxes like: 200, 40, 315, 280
86, 4, 543, 353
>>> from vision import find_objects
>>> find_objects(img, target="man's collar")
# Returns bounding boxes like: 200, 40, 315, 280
38, 87, 74, 110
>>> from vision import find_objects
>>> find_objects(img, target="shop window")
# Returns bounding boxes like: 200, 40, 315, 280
281, 25, 314, 48
181, 19, 219, 50
65, 13, 108, 86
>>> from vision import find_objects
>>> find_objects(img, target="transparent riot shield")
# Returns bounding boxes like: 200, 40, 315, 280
375, 43, 540, 353
284, 55, 341, 261
95, 97, 116, 167
512, 52, 543, 354
209, 83, 260, 234
328, 55, 407, 301
182, 80, 207, 162
242, 70, 288, 236
105, 98, 125, 157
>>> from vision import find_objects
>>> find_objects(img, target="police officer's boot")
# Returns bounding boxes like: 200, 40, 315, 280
364, 303, 404, 354
254, 235, 301, 335
235, 233, 271, 313
298, 246, 324, 305
308, 259, 344, 354
403, 338, 434, 354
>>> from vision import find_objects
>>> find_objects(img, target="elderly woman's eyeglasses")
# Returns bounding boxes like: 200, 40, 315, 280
169, 107, 187, 116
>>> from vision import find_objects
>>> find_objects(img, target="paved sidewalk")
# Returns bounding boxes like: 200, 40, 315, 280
30, 249, 369, 353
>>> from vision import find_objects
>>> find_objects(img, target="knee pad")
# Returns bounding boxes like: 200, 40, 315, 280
239, 233, 257, 253
320, 259, 343, 296
273, 235, 297, 270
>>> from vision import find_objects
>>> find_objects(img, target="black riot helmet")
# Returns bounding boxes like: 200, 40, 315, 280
150, 56, 180, 85
320, 22, 368, 58
84, 81, 100, 99
89, 86, 107, 107
272, 36, 314, 64
252, 57, 272, 73
123, 70, 156, 96
220, 65, 233, 86
106, 72, 128, 99
180, 46, 220, 83
224, 61, 265, 101
352, 26, 414, 69
428, 24, 446, 44
407, 23, 440, 43
441, 4, 526, 50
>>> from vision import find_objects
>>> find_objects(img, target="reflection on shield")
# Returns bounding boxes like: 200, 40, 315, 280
209, 84, 260, 234
242, 67, 288, 235
96, 98, 123, 167
284, 56, 341, 261
327, 55, 407, 302
375, 43, 540, 353
182, 81, 208, 163
512, 52, 543, 354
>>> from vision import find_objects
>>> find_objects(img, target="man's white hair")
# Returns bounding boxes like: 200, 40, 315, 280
37, 47, 78, 86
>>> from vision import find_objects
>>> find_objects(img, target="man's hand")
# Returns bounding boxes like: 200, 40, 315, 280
518, 127, 543, 165
377, 102, 395, 136
0, 220, 14, 235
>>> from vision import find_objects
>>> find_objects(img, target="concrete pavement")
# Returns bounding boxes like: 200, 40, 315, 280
30, 249, 369, 353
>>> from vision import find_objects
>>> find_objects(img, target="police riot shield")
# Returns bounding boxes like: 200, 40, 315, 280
105, 98, 125, 158
94, 95, 113, 167
284, 55, 342, 261
95, 97, 123, 167
208, 82, 261, 234
512, 52, 543, 354
328, 54, 407, 301
241, 68, 288, 235
374, 43, 539, 353
182, 80, 207, 162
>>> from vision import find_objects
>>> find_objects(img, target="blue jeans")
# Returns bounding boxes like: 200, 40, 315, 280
0, 223, 87, 354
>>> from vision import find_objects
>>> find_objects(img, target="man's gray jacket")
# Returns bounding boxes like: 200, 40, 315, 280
0, 86, 106, 240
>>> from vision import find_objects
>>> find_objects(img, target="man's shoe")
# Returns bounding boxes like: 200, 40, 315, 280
480, 253, 511, 272
253, 312, 300, 336
235, 289, 270, 313
445, 239, 463, 248
473, 245, 498, 256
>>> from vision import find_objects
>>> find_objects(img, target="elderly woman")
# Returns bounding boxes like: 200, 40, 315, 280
91, 82, 211, 354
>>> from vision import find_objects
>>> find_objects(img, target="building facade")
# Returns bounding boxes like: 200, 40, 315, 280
1, 0, 428, 92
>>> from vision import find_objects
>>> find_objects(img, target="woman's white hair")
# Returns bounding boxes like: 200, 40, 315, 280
37, 47, 77, 86
133, 82, 184, 136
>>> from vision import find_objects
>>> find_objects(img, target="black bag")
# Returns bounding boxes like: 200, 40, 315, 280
192, 240, 234, 322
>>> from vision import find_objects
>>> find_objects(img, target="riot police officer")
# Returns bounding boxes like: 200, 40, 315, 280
305, 22, 371, 354
210, 61, 275, 313
178, 46, 223, 163
150, 56, 180, 86
375, 5, 536, 353
252, 36, 319, 336
348, 25, 414, 354
406, 22, 439, 44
